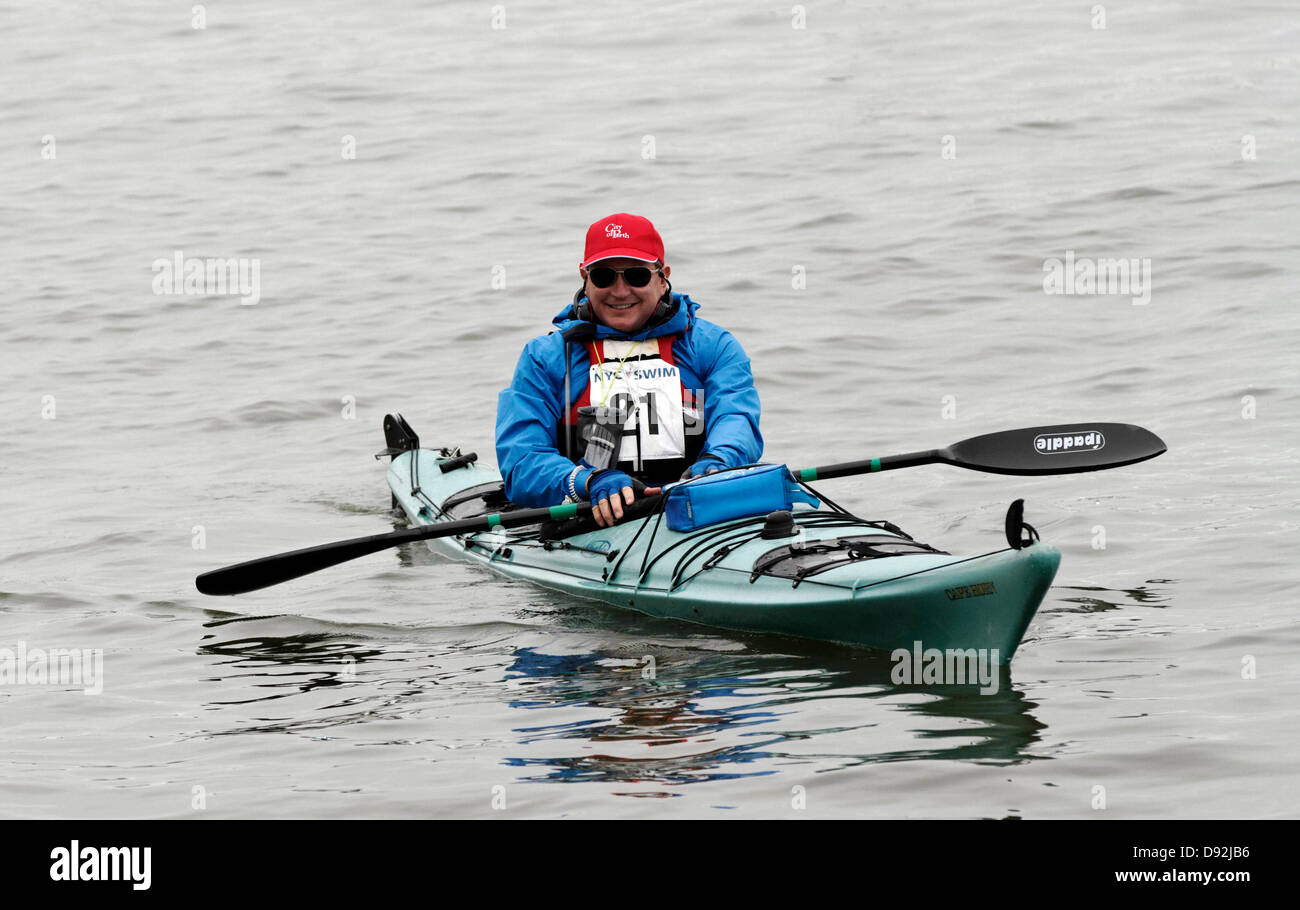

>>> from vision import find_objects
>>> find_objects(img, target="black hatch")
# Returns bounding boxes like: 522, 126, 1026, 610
751, 534, 947, 585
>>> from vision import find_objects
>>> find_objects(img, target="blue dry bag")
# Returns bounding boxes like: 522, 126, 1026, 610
663, 464, 820, 532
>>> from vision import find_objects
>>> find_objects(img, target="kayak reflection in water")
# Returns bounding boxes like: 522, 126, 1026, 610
495, 213, 764, 528
500, 646, 1044, 786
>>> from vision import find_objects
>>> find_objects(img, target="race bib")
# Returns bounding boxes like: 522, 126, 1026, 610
589, 340, 696, 472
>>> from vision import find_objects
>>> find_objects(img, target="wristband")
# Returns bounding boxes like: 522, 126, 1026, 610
565, 465, 584, 503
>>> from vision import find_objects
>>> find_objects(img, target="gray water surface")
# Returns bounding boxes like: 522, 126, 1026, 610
2, 0, 1297, 818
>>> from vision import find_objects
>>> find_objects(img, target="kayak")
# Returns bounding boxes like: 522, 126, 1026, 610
379, 416, 1061, 663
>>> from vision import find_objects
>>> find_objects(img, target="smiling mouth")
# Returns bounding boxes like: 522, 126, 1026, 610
606, 302, 637, 310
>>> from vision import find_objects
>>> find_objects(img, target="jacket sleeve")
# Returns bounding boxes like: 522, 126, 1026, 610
495, 337, 591, 507
692, 326, 764, 468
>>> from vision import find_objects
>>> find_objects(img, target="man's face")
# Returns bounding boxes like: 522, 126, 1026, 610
580, 257, 672, 334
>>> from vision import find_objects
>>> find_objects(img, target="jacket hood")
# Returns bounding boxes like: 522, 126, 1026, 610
552, 292, 699, 341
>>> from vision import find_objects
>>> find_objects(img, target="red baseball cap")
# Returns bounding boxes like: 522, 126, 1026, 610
580, 213, 664, 268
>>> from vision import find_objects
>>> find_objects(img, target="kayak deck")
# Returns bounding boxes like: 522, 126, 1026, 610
382, 434, 1060, 663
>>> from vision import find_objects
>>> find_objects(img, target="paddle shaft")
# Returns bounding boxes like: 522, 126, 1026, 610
797, 450, 943, 482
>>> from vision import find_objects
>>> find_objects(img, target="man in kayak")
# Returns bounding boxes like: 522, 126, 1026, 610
496, 213, 763, 527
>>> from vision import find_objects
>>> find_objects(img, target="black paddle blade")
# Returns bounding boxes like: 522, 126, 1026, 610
195, 525, 436, 596
943, 423, 1166, 475
195, 501, 585, 596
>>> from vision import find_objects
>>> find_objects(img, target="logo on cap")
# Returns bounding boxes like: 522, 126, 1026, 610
604, 223, 630, 239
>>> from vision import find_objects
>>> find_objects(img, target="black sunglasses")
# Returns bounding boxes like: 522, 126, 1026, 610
585, 265, 661, 289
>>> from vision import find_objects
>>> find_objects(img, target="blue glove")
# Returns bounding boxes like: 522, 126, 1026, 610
587, 469, 638, 504
682, 457, 725, 479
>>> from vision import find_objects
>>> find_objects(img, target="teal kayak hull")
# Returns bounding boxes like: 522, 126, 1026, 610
386, 448, 1060, 663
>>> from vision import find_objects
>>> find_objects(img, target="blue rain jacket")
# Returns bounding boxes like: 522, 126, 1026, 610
495, 294, 763, 507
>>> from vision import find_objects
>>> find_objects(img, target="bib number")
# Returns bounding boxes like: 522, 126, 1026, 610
591, 345, 687, 471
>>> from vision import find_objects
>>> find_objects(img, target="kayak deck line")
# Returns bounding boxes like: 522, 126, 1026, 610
410, 453, 931, 593
503, 501, 932, 593
463, 531, 988, 598
491, 546, 1035, 600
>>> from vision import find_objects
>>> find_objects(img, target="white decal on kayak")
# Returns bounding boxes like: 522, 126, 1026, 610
1034, 431, 1105, 454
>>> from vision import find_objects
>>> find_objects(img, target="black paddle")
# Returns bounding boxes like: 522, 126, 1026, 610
796, 422, 1165, 481
195, 502, 596, 596
195, 421, 1164, 596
